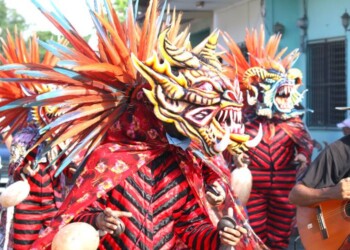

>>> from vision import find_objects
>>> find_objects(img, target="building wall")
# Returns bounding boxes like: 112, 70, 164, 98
213, 0, 263, 45
300, 0, 350, 147
215, 0, 350, 157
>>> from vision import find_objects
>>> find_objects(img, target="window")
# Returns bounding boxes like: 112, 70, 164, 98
306, 38, 347, 127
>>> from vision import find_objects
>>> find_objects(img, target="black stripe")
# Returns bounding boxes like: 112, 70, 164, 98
153, 216, 171, 234
15, 207, 57, 215
21, 199, 55, 206
114, 185, 150, 219
200, 224, 214, 249
126, 177, 152, 202
174, 194, 198, 215
266, 219, 291, 234
13, 239, 34, 245
104, 239, 119, 250
154, 186, 189, 217
153, 174, 185, 201
13, 218, 42, 225
137, 170, 153, 186
154, 161, 178, 185
28, 177, 52, 188
176, 213, 207, 228
13, 228, 41, 234
29, 191, 54, 197
123, 227, 148, 250
154, 231, 174, 250
109, 195, 153, 240
150, 151, 172, 172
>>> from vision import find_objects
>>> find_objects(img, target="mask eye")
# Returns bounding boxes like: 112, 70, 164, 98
196, 82, 214, 91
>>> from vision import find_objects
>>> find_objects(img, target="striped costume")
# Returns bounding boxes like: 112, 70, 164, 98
221, 27, 315, 250
9, 126, 70, 250
0, 1, 266, 249
74, 150, 219, 249
244, 116, 313, 249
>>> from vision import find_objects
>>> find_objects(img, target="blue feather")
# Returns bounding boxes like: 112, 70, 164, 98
39, 108, 100, 134
35, 89, 66, 101
14, 70, 50, 78
84, 0, 94, 14
134, 0, 139, 21
55, 127, 101, 177
56, 60, 79, 68
0, 78, 34, 83
0, 64, 26, 71
30, 0, 45, 13
54, 66, 81, 78
47, 40, 73, 54
156, 0, 167, 36
0, 98, 33, 111
93, 0, 98, 12
89, 10, 109, 42
50, 0, 75, 32
38, 40, 63, 58
103, 0, 114, 24
42, 146, 69, 172
0, 78, 32, 83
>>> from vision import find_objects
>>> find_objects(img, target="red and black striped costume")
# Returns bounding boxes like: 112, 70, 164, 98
9, 127, 71, 250
243, 116, 313, 250
12, 161, 64, 249
30, 99, 238, 250
74, 150, 219, 249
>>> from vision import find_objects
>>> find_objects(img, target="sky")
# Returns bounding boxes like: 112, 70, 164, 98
5, 0, 95, 37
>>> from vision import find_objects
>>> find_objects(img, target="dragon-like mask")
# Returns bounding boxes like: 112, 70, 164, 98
132, 29, 262, 156
243, 59, 307, 120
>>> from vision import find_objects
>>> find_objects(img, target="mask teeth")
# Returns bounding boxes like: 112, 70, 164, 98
213, 124, 231, 153
245, 123, 263, 148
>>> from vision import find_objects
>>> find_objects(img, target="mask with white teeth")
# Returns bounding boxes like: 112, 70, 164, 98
244, 65, 307, 120
222, 27, 308, 121
132, 28, 262, 156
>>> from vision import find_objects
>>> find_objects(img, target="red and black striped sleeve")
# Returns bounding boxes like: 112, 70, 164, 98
173, 190, 219, 250
73, 196, 107, 229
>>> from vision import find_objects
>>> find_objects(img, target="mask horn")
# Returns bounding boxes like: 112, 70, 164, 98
197, 30, 222, 70
159, 28, 200, 69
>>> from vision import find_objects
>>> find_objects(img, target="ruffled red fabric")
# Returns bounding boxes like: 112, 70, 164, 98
32, 90, 264, 249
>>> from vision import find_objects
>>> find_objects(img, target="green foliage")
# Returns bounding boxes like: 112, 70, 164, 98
113, 0, 128, 22
0, 0, 27, 38
36, 30, 59, 59
36, 30, 59, 42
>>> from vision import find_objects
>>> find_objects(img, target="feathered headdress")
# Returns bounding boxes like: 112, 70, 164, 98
0, 1, 265, 249
0, 28, 65, 139
222, 26, 308, 120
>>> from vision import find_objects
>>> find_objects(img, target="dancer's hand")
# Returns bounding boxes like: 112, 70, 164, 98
220, 225, 247, 246
96, 208, 132, 235
233, 153, 250, 168
219, 208, 247, 247
206, 181, 226, 206
22, 161, 38, 176
294, 153, 307, 179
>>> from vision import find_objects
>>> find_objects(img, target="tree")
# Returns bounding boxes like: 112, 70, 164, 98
0, 0, 27, 38
113, 0, 128, 22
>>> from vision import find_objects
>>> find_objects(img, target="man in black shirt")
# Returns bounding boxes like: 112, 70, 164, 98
289, 134, 350, 206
